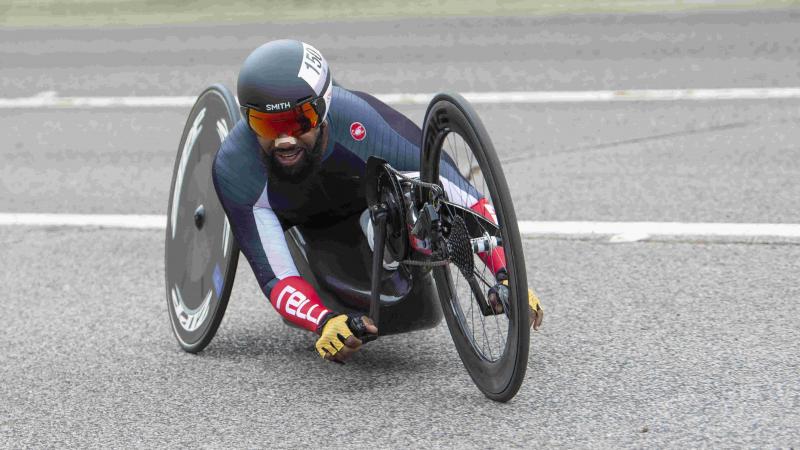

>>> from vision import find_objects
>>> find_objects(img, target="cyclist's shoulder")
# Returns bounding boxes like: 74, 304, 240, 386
329, 85, 389, 120
327, 86, 420, 149
212, 119, 267, 205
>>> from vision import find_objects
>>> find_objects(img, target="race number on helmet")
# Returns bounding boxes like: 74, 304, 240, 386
237, 39, 333, 139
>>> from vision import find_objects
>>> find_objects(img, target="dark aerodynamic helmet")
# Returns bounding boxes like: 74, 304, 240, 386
237, 39, 333, 139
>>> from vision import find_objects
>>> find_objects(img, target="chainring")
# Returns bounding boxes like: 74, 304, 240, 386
364, 157, 409, 262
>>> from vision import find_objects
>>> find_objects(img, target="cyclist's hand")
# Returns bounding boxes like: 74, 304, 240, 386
315, 314, 378, 363
527, 287, 544, 331
488, 280, 544, 331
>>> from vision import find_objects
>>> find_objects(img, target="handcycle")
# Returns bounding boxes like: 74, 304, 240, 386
165, 84, 532, 402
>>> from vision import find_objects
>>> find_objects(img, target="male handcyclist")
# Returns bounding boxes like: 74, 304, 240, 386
213, 39, 543, 364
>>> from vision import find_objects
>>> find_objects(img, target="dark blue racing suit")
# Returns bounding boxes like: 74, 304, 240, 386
212, 86, 491, 332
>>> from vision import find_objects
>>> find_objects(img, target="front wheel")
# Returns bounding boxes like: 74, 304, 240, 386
421, 93, 530, 402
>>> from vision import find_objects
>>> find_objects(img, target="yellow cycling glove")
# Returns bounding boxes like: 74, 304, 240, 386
314, 313, 377, 361
315, 314, 353, 358
524, 282, 544, 330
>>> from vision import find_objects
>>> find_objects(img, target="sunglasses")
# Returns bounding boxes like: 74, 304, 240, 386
242, 100, 322, 140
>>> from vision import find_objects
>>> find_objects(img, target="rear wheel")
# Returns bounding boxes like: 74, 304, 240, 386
164, 84, 240, 353
421, 93, 530, 402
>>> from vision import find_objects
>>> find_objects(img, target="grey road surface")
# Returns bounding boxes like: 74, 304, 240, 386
1, 9, 800, 97
2, 228, 798, 447
2, 9, 799, 448
3, 99, 800, 223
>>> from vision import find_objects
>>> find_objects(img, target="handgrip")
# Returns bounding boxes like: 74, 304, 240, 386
347, 315, 378, 344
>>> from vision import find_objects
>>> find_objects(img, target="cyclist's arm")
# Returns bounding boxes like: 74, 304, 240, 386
252, 205, 332, 331
213, 187, 332, 332
212, 133, 331, 332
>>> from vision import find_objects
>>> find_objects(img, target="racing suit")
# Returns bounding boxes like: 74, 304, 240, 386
212, 86, 503, 332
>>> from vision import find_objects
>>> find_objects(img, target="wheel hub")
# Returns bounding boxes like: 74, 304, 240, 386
194, 204, 206, 230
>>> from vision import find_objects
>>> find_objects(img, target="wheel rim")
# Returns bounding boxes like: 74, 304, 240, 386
164, 85, 240, 351
422, 94, 529, 400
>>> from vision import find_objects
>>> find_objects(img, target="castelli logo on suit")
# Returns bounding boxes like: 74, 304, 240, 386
275, 285, 328, 325
350, 122, 366, 141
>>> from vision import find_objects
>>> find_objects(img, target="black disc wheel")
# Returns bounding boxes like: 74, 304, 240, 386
421, 93, 530, 402
165, 84, 240, 353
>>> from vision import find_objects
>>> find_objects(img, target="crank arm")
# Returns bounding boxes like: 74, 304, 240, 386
365, 202, 389, 342
466, 275, 496, 317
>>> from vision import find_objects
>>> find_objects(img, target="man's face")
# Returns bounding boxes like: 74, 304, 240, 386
257, 124, 326, 182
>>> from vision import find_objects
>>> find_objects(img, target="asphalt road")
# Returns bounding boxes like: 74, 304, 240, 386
2, 9, 800, 96
2, 9, 800, 448
4, 99, 800, 222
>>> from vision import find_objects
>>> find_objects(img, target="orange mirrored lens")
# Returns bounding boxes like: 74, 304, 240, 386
246, 103, 320, 139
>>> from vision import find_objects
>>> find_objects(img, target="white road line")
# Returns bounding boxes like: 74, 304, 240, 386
3, 214, 800, 240
517, 221, 800, 239
0, 213, 166, 229
2, 87, 800, 109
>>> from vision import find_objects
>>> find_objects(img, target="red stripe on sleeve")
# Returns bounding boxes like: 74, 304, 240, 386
269, 276, 330, 332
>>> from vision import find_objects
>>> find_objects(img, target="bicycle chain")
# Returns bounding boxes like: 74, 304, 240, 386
400, 258, 451, 267
385, 165, 445, 199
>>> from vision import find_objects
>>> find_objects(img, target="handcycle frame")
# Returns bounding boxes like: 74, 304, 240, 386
282, 156, 505, 338
361, 156, 504, 333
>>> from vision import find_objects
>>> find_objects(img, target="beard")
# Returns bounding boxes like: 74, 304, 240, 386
262, 129, 325, 183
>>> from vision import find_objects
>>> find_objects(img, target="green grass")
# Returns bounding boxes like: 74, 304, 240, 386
1, 0, 799, 27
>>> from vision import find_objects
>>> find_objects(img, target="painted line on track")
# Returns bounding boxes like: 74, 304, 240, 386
3, 214, 800, 241
516, 221, 800, 240
0, 213, 166, 229
2, 87, 800, 109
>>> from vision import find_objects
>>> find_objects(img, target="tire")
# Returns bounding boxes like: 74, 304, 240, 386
421, 93, 530, 402
164, 84, 240, 353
